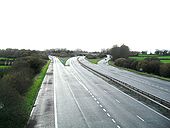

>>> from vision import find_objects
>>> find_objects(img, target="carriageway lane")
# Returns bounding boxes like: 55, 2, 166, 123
53, 57, 116, 128
79, 57, 170, 103
27, 62, 55, 128
68, 57, 170, 128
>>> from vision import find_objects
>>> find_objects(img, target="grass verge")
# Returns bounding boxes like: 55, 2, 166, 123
23, 60, 50, 126
58, 57, 71, 65
86, 58, 102, 64
109, 60, 170, 82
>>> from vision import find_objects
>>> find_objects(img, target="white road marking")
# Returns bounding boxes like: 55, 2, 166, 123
94, 98, 97, 101
112, 119, 116, 123
90, 93, 92, 95
92, 95, 94, 98
103, 108, 106, 112
104, 90, 107, 93
117, 125, 121, 128
53, 58, 58, 128
105, 78, 170, 121
97, 101, 100, 104
115, 99, 120, 103
107, 113, 111, 117
69, 68, 88, 91
137, 115, 145, 122
66, 80, 90, 128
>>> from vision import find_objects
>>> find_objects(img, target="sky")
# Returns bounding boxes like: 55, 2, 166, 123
0, 0, 170, 52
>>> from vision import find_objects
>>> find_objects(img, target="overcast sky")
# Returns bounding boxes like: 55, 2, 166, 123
0, 0, 170, 52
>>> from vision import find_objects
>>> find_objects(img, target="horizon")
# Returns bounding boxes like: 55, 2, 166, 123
1, 0, 170, 53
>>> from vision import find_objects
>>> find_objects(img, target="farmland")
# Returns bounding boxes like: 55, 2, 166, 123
129, 55, 170, 63
0, 57, 15, 66
0, 66, 11, 78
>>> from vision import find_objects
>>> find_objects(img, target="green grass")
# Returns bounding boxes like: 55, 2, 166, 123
86, 58, 103, 64
129, 56, 146, 61
0, 66, 11, 69
23, 60, 50, 125
160, 60, 170, 63
0, 57, 15, 60
109, 60, 170, 81
129, 55, 170, 63
58, 57, 71, 65
138, 54, 158, 57
0, 66, 11, 78
158, 56, 170, 59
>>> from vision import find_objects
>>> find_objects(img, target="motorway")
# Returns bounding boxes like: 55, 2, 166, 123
79, 56, 170, 103
27, 56, 170, 128
27, 62, 55, 128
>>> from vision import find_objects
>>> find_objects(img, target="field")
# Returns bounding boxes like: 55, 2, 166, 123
129, 55, 170, 63
0, 66, 11, 69
0, 66, 11, 78
0, 57, 15, 60
86, 58, 102, 64
160, 60, 170, 63
0, 57, 15, 66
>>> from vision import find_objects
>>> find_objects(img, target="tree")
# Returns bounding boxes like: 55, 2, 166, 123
114, 58, 127, 67
120, 44, 130, 58
110, 44, 130, 60
160, 64, 170, 77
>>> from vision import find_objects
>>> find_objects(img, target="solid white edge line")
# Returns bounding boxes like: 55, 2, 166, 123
98, 69, 170, 121
71, 57, 170, 121
53, 58, 58, 128
66, 80, 90, 128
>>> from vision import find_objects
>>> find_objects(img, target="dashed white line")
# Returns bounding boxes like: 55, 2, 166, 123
137, 115, 145, 122
117, 125, 121, 128
103, 108, 106, 112
100, 105, 103, 108
115, 99, 120, 103
112, 119, 116, 123
94, 98, 97, 101
97, 101, 100, 104
107, 113, 111, 117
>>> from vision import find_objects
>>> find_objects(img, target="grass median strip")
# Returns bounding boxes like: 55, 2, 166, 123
58, 57, 70, 65
86, 58, 102, 64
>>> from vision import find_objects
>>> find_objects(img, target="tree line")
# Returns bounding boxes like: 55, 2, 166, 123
108, 45, 170, 78
0, 49, 48, 128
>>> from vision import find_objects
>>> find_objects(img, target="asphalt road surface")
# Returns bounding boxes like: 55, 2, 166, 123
27, 56, 170, 128
79, 57, 170, 103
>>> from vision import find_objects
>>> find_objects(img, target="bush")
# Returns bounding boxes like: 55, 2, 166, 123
115, 58, 127, 67
160, 64, 170, 77
0, 80, 26, 128
86, 54, 97, 59
137, 59, 160, 75
2, 56, 46, 95
2, 70, 32, 95
130, 60, 138, 70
